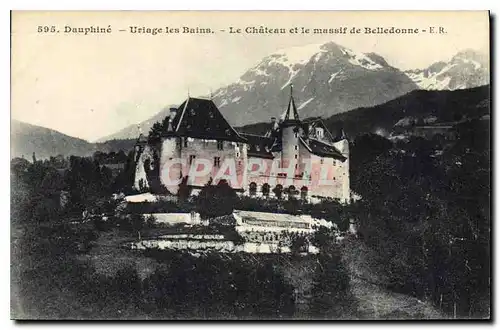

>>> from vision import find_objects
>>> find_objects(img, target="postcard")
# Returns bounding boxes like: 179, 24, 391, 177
10, 11, 490, 320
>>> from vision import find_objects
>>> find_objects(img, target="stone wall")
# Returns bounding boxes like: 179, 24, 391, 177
177, 137, 247, 189
134, 144, 155, 191
134, 135, 350, 202
159, 137, 181, 194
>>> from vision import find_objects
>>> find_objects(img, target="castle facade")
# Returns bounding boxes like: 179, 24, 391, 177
133, 90, 350, 203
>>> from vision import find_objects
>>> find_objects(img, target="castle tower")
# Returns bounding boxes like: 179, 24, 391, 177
333, 129, 350, 203
280, 85, 301, 174
159, 107, 182, 194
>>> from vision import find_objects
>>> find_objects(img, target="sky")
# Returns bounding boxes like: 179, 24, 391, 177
11, 11, 489, 141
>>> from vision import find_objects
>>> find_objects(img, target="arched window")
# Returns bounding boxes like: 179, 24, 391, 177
249, 182, 257, 196
262, 183, 270, 197
300, 186, 308, 200
273, 184, 283, 199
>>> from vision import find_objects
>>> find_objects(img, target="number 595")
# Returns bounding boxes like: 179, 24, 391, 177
37, 26, 57, 33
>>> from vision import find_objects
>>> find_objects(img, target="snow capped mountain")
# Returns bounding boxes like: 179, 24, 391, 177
404, 49, 489, 90
98, 44, 488, 142
210, 41, 417, 127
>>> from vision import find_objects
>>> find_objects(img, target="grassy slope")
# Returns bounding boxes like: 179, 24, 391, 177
341, 237, 443, 319
81, 228, 443, 319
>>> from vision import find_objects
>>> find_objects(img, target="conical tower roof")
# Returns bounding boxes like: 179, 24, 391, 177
281, 84, 300, 126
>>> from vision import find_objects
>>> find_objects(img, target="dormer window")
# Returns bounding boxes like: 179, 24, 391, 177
217, 140, 224, 150
315, 127, 324, 139
256, 145, 260, 152
184, 137, 188, 147
190, 108, 196, 115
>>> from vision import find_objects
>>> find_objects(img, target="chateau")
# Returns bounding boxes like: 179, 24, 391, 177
133, 88, 350, 203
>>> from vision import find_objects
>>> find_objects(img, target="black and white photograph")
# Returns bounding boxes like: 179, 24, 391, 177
10, 10, 491, 320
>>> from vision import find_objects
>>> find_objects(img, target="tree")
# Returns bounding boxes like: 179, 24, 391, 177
289, 233, 308, 255
348, 121, 491, 318
148, 122, 163, 142
196, 179, 238, 219
309, 251, 358, 319
120, 213, 145, 240
112, 151, 137, 194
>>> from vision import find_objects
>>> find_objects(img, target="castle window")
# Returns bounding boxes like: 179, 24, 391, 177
294, 132, 298, 138
217, 140, 224, 150
213, 157, 221, 167
300, 186, 308, 200
189, 155, 196, 165
262, 183, 270, 197
249, 182, 257, 196
295, 154, 298, 159
320, 158, 324, 164
295, 145, 298, 150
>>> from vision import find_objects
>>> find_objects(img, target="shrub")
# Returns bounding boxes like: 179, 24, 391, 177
196, 180, 237, 219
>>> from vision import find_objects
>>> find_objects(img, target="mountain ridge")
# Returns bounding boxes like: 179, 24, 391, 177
97, 44, 488, 142
11, 119, 136, 160
404, 49, 489, 90
97, 41, 419, 141
11, 84, 489, 160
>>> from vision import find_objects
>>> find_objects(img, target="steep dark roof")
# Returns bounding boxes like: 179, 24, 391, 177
300, 137, 346, 161
169, 97, 247, 143
240, 133, 275, 159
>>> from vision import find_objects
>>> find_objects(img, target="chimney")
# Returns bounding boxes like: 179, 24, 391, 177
271, 117, 278, 130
